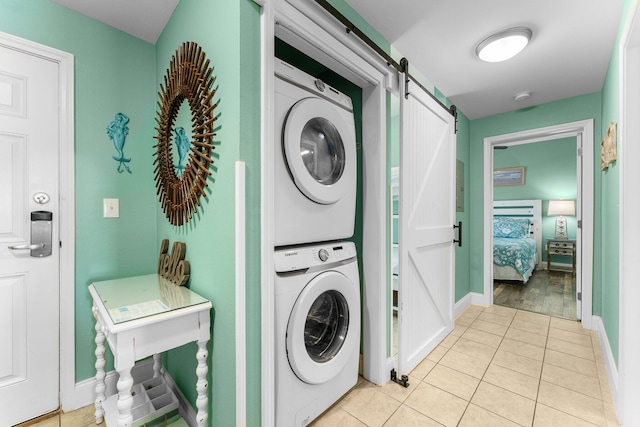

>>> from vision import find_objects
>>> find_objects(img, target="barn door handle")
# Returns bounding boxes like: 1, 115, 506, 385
453, 221, 462, 247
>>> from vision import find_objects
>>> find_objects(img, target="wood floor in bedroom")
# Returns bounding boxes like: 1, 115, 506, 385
494, 270, 577, 320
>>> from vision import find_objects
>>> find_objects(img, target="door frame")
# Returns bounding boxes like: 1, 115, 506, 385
618, 1, 640, 423
482, 119, 594, 328
258, 0, 393, 424
0, 32, 76, 410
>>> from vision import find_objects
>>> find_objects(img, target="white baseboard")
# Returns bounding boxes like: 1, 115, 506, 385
454, 293, 471, 316
455, 292, 488, 317
63, 360, 196, 426
592, 316, 620, 411
162, 367, 197, 426
470, 292, 489, 307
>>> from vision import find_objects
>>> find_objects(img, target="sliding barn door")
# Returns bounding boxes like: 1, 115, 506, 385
398, 77, 456, 374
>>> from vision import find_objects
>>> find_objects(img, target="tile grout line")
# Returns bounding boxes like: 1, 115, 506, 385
441, 306, 614, 427
441, 308, 486, 427
530, 312, 551, 427
453, 306, 519, 427
536, 336, 606, 426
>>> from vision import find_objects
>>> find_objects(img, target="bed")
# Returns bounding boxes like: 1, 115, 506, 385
493, 200, 542, 283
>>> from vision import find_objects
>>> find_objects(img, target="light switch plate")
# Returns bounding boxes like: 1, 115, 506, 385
103, 198, 119, 218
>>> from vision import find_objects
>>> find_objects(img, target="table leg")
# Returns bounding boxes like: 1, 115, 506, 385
116, 366, 134, 427
195, 341, 209, 427
153, 353, 162, 378
93, 309, 106, 424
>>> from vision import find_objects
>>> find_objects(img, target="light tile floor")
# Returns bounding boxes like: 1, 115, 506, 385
312, 305, 620, 427
18, 404, 96, 427
23, 305, 619, 427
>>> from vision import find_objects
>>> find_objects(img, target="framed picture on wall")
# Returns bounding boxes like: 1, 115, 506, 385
493, 166, 525, 186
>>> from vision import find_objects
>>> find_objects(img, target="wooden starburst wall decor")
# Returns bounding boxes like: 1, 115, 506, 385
154, 41, 217, 226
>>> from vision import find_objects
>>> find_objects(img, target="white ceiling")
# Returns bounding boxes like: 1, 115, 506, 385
51, 0, 178, 44
51, 0, 623, 119
346, 0, 623, 119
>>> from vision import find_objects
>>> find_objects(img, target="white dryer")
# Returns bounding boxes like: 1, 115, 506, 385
274, 59, 357, 247
274, 241, 360, 427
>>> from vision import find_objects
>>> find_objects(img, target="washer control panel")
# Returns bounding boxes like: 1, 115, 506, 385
275, 242, 356, 273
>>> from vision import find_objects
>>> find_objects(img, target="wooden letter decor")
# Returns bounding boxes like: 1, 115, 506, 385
154, 41, 217, 226
158, 239, 191, 286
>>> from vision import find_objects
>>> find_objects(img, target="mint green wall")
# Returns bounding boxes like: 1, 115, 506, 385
0, 0, 158, 380
469, 92, 602, 309
494, 138, 578, 263
155, 1, 261, 426
455, 112, 472, 302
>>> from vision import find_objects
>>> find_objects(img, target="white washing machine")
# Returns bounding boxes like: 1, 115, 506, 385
274, 241, 360, 427
274, 59, 357, 247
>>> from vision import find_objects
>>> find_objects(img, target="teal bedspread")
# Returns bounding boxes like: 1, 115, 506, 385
493, 237, 537, 277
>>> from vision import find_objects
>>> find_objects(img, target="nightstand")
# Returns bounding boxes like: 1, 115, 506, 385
546, 239, 576, 273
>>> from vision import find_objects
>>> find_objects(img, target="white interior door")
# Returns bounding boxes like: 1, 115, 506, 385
0, 44, 60, 425
398, 77, 456, 374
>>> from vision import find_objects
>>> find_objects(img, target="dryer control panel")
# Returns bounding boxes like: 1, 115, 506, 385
275, 59, 353, 112
275, 242, 356, 273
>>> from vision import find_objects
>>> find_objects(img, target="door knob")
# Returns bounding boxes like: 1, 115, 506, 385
33, 192, 50, 204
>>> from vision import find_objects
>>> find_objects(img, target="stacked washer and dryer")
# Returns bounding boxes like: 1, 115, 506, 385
273, 58, 361, 427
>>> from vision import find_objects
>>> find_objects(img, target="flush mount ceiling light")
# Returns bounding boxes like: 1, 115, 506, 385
514, 91, 532, 101
476, 27, 532, 63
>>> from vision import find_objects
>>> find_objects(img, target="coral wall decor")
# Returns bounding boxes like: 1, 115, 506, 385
601, 121, 617, 170
154, 41, 217, 226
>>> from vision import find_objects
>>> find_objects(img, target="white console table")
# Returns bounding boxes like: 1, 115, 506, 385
89, 274, 212, 427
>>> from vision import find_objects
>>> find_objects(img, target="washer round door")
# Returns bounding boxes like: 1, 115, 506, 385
286, 270, 360, 385
283, 97, 356, 205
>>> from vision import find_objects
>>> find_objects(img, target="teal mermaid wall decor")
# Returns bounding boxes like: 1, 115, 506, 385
106, 112, 132, 173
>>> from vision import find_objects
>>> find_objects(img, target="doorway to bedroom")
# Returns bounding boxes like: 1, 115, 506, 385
492, 138, 578, 320
482, 119, 594, 327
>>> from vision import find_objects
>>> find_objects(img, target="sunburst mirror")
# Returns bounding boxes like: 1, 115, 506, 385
154, 41, 217, 226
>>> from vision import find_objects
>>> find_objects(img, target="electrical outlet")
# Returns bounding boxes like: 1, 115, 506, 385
103, 198, 119, 218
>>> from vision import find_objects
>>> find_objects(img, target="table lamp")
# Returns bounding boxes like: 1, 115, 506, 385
547, 199, 575, 240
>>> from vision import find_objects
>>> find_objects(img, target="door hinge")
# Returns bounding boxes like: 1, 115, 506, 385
578, 292, 582, 301
390, 369, 410, 388
577, 147, 583, 156
577, 220, 582, 229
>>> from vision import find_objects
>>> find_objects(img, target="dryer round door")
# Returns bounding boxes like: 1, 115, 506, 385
283, 97, 356, 205
286, 270, 360, 385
